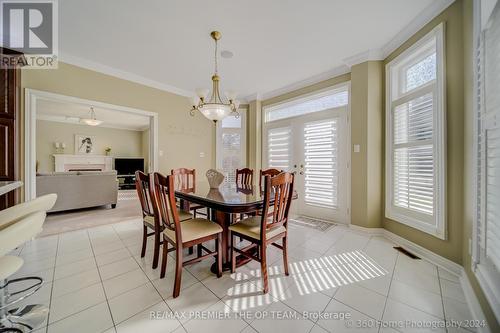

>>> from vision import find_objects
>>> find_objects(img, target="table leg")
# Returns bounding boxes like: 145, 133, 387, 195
210, 210, 258, 274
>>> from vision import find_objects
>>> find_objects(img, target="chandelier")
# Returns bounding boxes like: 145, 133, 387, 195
190, 31, 240, 122
81, 107, 103, 126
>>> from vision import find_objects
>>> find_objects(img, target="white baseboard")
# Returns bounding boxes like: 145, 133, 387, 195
459, 268, 491, 333
348, 223, 490, 332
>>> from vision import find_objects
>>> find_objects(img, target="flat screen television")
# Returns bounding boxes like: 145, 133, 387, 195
114, 158, 144, 176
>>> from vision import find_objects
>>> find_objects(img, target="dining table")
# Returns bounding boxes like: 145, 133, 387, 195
175, 181, 297, 273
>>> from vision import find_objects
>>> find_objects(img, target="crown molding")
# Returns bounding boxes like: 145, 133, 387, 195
57, 0, 454, 104
37, 114, 149, 131
382, 0, 455, 57
250, 64, 350, 102
59, 52, 194, 98
342, 49, 384, 68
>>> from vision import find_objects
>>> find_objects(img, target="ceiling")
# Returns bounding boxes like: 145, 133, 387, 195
59, 0, 446, 100
37, 99, 150, 131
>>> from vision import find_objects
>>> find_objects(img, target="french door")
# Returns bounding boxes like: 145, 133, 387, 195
264, 106, 350, 223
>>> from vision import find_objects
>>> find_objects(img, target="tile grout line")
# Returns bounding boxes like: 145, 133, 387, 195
437, 268, 449, 333
378, 250, 400, 333
44, 233, 60, 333
86, 229, 118, 332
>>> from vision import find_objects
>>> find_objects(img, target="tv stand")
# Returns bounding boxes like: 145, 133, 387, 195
117, 174, 136, 190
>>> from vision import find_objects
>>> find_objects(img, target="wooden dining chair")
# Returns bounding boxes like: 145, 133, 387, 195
236, 168, 254, 186
153, 172, 223, 298
229, 172, 295, 294
171, 168, 208, 218
135, 171, 192, 269
259, 168, 282, 187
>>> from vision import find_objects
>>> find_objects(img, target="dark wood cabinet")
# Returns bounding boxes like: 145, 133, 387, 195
0, 48, 24, 209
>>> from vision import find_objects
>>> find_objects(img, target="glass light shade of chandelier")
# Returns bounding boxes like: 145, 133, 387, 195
81, 107, 103, 126
190, 31, 240, 122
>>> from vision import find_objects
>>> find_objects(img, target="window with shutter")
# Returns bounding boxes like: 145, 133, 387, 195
216, 109, 246, 184
473, 0, 500, 321
267, 127, 292, 171
303, 119, 338, 209
385, 23, 446, 238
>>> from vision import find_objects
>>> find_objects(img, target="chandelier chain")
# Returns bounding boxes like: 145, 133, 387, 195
214, 38, 218, 74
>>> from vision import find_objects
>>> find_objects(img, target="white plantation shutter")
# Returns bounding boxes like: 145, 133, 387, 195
473, 0, 500, 321
267, 127, 291, 171
484, 0, 500, 272
303, 119, 338, 209
216, 110, 246, 183
393, 93, 434, 215
221, 133, 242, 183
386, 23, 446, 237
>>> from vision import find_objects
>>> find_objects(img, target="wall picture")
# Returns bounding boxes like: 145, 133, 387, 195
75, 134, 95, 154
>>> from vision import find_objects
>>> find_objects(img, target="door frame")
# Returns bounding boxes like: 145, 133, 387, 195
24, 89, 159, 201
262, 82, 351, 224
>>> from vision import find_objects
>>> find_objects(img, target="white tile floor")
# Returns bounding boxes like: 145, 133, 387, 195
9, 220, 477, 333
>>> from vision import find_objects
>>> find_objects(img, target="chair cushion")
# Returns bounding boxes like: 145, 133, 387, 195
143, 209, 193, 228
163, 218, 222, 244
0, 256, 23, 280
229, 216, 286, 240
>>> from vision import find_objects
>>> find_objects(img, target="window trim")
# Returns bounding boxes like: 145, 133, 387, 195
472, 0, 500, 322
263, 82, 349, 123
385, 23, 447, 239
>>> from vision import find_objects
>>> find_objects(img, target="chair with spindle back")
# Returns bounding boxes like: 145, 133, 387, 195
135, 171, 192, 269
171, 168, 208, 218
236, 168, 254, 186
257, 168, 282, 217
259, 168, 282, 188
229, 172, 294, 293
154, 172, 223, 298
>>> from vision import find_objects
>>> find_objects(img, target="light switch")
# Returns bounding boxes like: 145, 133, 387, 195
159, 150, 164, 157
199, 152, 205, 158
353, 144, 360, 153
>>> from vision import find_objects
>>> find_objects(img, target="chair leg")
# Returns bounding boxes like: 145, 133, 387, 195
282, 236, 289, 276
197, 244, 203, 257
141, 225, 147, 258
173, 246, 183, 298
152, 230, 160, 269
188, 246, 194, 255
260, 244, 269, 294
230, 232, 236, 274
160, 240, 168, 278
216, 233, 222, 278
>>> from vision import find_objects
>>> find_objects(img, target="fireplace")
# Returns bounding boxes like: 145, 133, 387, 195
53, 154, 113, 172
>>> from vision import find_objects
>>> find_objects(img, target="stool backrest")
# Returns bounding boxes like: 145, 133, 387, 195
260, 172, 294, 240
0, 193, 56, 229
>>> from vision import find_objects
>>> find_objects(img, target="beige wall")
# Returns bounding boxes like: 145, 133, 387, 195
350, 61, 383, 228
383, 0, 465, 265
36, 120, 143, 172
20, 62, 215, 186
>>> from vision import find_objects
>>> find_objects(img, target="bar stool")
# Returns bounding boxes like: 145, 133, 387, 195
0, 194, 57, 332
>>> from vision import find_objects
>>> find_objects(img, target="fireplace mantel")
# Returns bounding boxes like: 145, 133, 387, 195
53, 154, 113, 172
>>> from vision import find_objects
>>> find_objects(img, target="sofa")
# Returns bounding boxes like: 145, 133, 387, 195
36, 171, 118, 212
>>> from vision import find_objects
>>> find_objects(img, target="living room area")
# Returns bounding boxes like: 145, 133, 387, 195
31, 91, 155, 236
